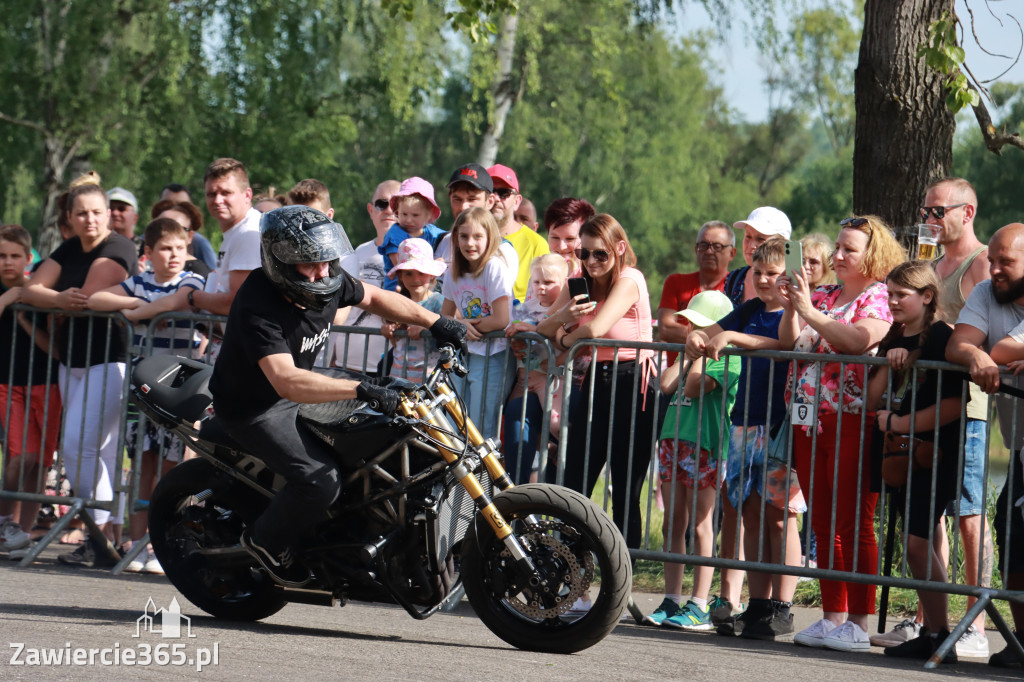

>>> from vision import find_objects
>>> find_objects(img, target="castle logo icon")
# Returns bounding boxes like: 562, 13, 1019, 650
134, 597, 196, 639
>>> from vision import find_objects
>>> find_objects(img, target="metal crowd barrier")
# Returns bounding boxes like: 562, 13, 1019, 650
547, 338, 1020, 668
1, 305, 134, 566
4, 311, 1021, 666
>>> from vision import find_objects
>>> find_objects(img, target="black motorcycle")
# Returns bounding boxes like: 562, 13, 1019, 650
131, 346, 631, 653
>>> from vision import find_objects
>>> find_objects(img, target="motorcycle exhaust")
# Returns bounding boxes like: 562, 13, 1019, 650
273, 586, 337, 607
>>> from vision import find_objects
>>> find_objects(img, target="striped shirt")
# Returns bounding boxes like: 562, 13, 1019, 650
119, 270, 206, 354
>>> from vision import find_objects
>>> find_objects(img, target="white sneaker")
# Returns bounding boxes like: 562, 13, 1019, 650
143, 552, 164, 575
955, 625, 989, 658
0, 521, 31, 552
125, 547, 147, 573
566, 596, 592, 617
8, 544, 35, 560
794, 618, 837, 647
869, 618, 922, 647
822, 621, 871, 651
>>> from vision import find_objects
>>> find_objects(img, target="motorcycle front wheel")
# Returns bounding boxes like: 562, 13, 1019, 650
461, 483, 631, 653
148, 458, 286, 621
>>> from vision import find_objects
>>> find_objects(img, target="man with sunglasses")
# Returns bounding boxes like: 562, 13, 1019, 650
658, 221, 735, 352
487, 164, 549, 302
329, 179, 399, 375
899, 176, 992, 659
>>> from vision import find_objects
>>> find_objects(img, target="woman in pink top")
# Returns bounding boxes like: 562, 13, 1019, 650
538, 214, 661, 550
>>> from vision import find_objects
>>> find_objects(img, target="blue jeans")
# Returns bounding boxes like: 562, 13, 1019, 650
503, 392, 544, 484
946, 419, 988, 516
462, 352, 513, 442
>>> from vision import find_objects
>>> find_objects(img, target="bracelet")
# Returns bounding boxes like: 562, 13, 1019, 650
558, 334, 570, 351
886, 413, 893, 432
187, 289, 196, 309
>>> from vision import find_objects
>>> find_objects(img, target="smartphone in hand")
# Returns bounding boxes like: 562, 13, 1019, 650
784, 240, 803, 280
567, 277, 590, 304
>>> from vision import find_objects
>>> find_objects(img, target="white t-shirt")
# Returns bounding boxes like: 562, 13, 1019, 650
435, 233, 519, 297
331, 239, 388, 373
442, 257, 513, 356
956, 279, 1024, 449
214, 207, 262, 294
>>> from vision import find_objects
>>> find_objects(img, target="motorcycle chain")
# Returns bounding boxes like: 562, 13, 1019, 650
497, 519, 595, 620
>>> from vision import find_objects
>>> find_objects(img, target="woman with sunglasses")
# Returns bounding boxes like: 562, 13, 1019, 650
775, 216, 906, 652
538, 214, 662, 556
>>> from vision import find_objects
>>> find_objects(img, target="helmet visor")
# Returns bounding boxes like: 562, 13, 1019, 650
270, 221, 353, 265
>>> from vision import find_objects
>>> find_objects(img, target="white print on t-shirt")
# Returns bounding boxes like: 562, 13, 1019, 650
300, 325, 332, 354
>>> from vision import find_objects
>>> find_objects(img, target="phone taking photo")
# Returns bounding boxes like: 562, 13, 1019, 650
567, 277, 590, 304
784, 240, 803, 280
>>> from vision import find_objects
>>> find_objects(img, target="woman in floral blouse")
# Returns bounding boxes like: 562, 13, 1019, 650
775, 216, 906, 653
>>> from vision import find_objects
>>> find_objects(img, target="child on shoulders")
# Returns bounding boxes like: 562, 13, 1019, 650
379, 177, 445, 291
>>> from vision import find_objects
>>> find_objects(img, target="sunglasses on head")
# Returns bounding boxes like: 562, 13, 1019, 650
372, 199, 391, 211
574, 247, 611, 263
919, 203, 965, 220
839, 217, 868, 228
494, 188, 517, 200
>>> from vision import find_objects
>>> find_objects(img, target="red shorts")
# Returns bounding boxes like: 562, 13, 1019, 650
0, 384, 62, 469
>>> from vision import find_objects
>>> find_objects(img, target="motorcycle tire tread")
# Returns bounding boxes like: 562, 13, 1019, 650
461, 483, 631, 654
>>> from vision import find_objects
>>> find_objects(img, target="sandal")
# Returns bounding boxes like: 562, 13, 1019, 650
59, 528, 86, 545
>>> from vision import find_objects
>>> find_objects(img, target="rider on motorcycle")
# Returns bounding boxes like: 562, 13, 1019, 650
209, 205, 466, 586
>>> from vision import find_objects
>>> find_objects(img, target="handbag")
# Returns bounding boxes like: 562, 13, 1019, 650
880, 430, 941, 487
766, 416, 791, 463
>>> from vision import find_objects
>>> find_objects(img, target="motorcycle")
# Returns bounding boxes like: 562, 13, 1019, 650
131, 346, 631, 653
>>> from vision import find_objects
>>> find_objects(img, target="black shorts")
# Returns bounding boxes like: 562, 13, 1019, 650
994, 454, 1024, 575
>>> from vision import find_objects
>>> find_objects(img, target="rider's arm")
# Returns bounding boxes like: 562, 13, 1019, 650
258, 353, 361, 404
358, 282, 441, 330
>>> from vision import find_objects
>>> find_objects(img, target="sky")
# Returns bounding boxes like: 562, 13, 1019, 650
675, 0, 1024, 123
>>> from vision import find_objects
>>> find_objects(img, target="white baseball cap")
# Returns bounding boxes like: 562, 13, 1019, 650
733, 206, 791, 239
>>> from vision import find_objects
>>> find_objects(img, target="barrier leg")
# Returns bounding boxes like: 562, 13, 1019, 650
927, 592, 989, 668
112, 530, 150, 575
78, 507, 122, 567
13, 500, 82, 568
985, 597, 1024, 667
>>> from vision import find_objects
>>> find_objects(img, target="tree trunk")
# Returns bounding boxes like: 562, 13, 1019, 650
854, 0, 955, 242
476, 11, 519, 168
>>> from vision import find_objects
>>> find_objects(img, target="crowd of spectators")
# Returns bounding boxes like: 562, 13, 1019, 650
1, 162, 1022, 669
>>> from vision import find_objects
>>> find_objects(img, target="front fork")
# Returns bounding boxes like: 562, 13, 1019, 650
397, 386, 541, 583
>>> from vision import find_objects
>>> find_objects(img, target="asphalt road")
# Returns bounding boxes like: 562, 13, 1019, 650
0, 546, 1019, 680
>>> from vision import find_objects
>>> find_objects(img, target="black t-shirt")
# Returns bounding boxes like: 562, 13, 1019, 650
870, 321, 967, 496
51, 233, 138, 367
210, 268, 365, 421
184, 258, 212, 279
0, 284, 58, 386
880, 321, 966, 443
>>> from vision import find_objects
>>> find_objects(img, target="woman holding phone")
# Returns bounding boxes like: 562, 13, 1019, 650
538, 214, 662, 554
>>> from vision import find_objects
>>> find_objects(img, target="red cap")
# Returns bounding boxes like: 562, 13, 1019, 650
487, 164, 519, 192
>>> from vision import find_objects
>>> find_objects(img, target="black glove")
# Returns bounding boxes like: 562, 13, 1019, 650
356, 381, 400, 415
429, 316, 467, 349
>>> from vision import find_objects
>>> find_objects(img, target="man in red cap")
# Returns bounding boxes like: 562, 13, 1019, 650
487, 164, 549, 302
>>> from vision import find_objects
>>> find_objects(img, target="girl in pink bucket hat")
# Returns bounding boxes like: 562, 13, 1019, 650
378, 177, 445, 291
382, 238, 447, 380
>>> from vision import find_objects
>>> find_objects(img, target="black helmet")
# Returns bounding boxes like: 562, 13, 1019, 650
260, 206, 354, 310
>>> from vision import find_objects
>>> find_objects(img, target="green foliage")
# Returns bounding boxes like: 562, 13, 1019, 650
953, 82, 1024, 239
917, 11, 981, 115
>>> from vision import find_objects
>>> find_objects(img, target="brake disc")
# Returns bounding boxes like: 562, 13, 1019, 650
496, 519, 595, 619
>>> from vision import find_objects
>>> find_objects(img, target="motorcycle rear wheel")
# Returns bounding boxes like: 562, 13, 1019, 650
461, 483, 631, 653
149, 458, 286, 621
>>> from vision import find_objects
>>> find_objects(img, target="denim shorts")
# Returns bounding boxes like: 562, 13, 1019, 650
725, 425, 806, 513
946, 419, 990, 517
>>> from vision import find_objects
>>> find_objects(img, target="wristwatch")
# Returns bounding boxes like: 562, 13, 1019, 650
187, 289, 196, 310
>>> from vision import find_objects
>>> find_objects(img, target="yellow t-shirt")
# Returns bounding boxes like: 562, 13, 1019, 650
505, 224, 550, 301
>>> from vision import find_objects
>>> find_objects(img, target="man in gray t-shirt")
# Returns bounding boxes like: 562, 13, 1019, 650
947, 222, 1024, 665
